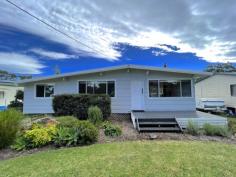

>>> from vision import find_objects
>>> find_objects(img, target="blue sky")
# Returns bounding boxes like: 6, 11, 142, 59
0, 1, 235, 76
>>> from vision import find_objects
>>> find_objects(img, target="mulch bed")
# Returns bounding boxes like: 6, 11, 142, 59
1, 116, 236, 161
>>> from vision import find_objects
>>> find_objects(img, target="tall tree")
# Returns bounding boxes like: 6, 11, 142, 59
205, 63, 236, 73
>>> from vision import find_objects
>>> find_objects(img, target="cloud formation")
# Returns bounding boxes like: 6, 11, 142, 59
29, 48, 76, 60
0, 52, 45, 74
0, 0, 236, 63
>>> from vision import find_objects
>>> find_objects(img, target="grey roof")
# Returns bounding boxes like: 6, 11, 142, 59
0, 80, 17, 86
196, 72, 236, 83
18, 64, 211, 85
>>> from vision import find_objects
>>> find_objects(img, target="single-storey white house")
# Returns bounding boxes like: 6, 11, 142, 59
19, 65, 227, 131
0, 80, 23, 109
195, 73, 236, 112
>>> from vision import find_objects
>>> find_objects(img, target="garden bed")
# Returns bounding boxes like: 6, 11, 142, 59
1, 115, 236, 161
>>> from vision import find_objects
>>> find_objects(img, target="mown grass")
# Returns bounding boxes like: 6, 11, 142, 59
0, 141, 236, 177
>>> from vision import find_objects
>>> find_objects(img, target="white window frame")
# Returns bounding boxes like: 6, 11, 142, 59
34, 83, 55, 99
147, 79, 193, 99
77, 80, 116, 98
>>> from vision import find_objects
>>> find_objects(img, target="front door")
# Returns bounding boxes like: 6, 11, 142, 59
131, 80, 144, 111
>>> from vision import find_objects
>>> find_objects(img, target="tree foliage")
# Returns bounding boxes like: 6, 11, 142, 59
205, 63, 236, 73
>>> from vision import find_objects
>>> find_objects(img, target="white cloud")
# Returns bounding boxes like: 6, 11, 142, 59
0, 0, 236, 62
152, 51, 167, 56
0, 52, 45, 74
29, 48, 76, 59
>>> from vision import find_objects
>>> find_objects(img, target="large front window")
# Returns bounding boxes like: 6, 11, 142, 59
36, 84, 54, 98
149, 80, 192, 97
78, 81, 115, 97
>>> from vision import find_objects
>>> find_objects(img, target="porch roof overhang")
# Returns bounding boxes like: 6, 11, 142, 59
18, 64, 212, 85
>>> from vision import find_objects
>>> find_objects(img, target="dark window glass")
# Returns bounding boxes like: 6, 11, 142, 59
79, 81, 86, 94
87, 81, 94, 94
108, 81, 115, 97
160, 81, 181, 97
45, 85, 54, 97
94, 82, 106, 94
230, 84, 236, 96
149, 80, 159, 97
181, 80, 191, 97
36, 85, 45, 97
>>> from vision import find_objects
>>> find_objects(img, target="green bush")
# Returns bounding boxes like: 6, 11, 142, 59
56, 116, 79, 128
186, 121, 200, 136
22, 123, 57, 148
76, 121, 98, 144
0, 109, 23, 149
88, 106, 103, 125
203, 123, 230, 137
53, 127, 78, 147
53, 94, 111, 120
228, 118, 236, 134
103, 121, 122, 137
11, 136, 27, 151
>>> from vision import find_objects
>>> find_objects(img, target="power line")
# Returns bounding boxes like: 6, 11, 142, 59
5, 0, 107, 57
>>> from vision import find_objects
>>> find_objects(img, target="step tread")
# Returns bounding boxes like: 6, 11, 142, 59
139, 127, 180, 131
138, 121, 177, 125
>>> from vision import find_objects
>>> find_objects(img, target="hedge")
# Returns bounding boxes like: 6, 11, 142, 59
53, 94, 111, 120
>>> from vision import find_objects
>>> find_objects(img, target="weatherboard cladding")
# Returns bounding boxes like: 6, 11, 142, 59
23, 68, 196, 114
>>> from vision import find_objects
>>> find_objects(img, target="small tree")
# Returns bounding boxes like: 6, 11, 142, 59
8, 90, 24, 111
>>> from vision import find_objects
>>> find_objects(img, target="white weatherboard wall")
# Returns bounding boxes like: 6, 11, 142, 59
23, 69, 195, 114
195, 74, 236, 108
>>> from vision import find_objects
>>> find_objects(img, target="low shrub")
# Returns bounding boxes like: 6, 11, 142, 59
203, 123, 230, 137
228, 118, 236, 134
11, 136, 27, 151
53, 127, 78, 147
186, 121, 200, 136
103, 121, 122, 137
0, 109, 23, 149
22, 123, 56, 148
76, 121, 98, 144
53, 94, 111, 120
56, 116, 79, 128
88, 106, 103, 125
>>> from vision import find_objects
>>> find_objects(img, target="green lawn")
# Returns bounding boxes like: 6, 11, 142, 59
0, 141, 236, 177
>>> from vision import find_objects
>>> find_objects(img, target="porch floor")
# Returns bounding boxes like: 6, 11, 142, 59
131, 111, 228, 130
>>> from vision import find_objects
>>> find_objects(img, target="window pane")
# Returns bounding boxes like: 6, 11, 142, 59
0, 91, 4, 99
45, 85, 54, 97
87, 81, 94, 94
79, 81, 86, 94
231, 85, 236, 96
181, 80, 191, 97
36, 85, 45, 97
108, 81, 115, 97
160, 81, 181, 97
149, 80, 158, 97
94, 82, 106, 94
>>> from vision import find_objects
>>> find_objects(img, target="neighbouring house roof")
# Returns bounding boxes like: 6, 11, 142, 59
195, 72, 236, 83
18, 64, 211, 85
0, 80, 18, 86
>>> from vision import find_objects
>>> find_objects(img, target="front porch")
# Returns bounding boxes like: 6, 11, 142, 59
131, 111, 228, 132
